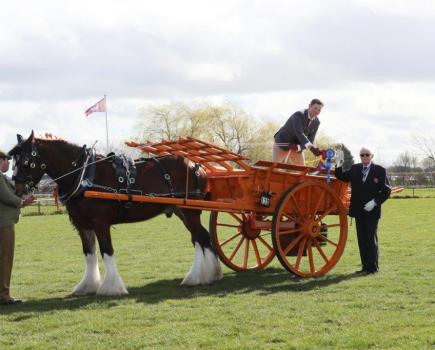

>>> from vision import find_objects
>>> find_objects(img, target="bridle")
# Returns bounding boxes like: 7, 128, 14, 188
12, 141, 90, 197
12, 142, 47, 192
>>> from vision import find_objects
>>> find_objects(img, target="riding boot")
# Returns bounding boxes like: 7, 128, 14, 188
0, 225, 15, 303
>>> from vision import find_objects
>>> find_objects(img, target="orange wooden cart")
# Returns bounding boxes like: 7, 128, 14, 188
84, 137, 350, 278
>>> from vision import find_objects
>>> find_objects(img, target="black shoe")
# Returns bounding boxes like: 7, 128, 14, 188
355, 269, 369, 274
367, 270, 379, 274
1, 298, 22, 305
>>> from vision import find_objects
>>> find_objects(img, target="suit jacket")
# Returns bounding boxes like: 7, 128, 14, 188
0, 173, 21, 227
274, 109, 320, 151
335, 163, 391, 219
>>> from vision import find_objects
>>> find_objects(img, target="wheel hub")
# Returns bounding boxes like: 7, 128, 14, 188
304, 220, 321, 238
241, 215, 261, 240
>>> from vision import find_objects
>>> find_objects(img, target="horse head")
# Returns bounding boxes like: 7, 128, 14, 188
8, 131, 47, 195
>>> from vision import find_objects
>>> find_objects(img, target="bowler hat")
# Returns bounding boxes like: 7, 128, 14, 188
0, 150, 11, 160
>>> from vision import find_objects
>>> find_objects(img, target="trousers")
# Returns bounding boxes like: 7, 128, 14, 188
0, 225, 15, 302
272, 143, 305, 165
354, 217, 379, 272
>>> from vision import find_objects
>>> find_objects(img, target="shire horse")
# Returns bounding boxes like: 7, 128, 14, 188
8, 132, 222, 296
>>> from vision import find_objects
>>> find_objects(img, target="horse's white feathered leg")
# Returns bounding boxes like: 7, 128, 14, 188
97, 253, 128, 295
72, 252, 101, 296
181, 243, 223, 286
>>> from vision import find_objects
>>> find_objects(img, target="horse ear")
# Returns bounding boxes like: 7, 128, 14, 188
17, 134, 23, 144
29, 130, 35, 141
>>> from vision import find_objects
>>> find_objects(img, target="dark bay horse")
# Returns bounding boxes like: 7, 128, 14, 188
8, 132, 222, 296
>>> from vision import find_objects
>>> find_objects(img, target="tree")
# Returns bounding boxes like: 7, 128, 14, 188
136, 102, 211, 142
413, 135, 435, 161
421, 157, 435, 171
134, 101, 279, 163
392, 151, 419, 172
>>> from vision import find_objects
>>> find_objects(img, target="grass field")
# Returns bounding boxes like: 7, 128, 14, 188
1, 198, 434, 349
391, 187, 435, 198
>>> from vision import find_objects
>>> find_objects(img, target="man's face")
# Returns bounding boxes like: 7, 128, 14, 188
308, 103, 323, 117
0, 158, 10, 173
359, 150, 373, 165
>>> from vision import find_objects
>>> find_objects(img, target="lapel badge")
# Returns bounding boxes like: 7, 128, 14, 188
374, 177, 379, 183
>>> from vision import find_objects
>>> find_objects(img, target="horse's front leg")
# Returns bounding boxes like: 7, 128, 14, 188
72, 229, 101, 296
94, 224, 128, 296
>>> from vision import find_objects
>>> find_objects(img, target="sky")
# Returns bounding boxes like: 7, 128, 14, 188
1, 0, 435, 167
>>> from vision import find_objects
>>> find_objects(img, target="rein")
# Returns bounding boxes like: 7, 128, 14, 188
16, 142, 205, 203
58, 148, 94, 203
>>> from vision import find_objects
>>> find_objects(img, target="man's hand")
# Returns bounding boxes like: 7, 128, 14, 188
363, 199, 376, 212
310, 146, 322, 157
289, 144, 300, 152
21, 195, 35, 208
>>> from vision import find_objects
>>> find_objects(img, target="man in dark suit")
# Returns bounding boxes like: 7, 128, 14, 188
273, 98, 323, 165
335, 147, 391, 274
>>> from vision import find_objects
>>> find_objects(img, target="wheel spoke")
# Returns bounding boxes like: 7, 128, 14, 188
290, 195, 303, 217
217, 223, 241, 229
312, 190, 326, 214
317, 205, 337, 221
229, 212, 243, 223
220, 232, 242, 247
283, 233, 304, 256
251, 240, 262, 266
258, 236, 274, 252
307, 240, 315, 274
313, 239, 329, 263
259, 231, 271, 237
243, 239, 250, 268
277, 227, 300, 236
295, 236, 308, 269
307, 186, 312, 214
229, 236, 245, 261
316, 234, 338, 247
282, 213, 297, 221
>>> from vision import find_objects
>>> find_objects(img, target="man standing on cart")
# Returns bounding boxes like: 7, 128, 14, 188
273, 98, 323, 165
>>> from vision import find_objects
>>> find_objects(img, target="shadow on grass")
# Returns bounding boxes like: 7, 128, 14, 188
2, 268, 362, 316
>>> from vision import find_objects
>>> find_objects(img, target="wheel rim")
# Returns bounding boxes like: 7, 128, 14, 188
272, 181, 348, 277
210, 211, 275, 271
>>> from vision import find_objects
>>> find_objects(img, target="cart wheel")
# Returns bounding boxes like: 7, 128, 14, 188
272, 181, 348, 277
209, 211, 275, 271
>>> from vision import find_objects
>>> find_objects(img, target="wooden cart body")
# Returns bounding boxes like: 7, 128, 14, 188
85, 137, 349, 277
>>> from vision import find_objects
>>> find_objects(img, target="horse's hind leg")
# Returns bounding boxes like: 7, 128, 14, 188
93, 224, 128, 296
72, 229, 101, 296
175, 208, 223, 286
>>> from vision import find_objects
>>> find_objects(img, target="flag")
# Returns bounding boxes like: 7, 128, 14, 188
85, 97, 106, 116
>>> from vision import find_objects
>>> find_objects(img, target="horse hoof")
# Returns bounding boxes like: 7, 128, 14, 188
72, 283, 100, 296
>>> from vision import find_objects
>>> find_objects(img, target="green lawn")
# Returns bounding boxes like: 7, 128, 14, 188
1, 199, 434, 349
391, 187, 435, 198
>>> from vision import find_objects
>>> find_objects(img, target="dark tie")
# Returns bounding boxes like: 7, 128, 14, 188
306, 118, 313, 130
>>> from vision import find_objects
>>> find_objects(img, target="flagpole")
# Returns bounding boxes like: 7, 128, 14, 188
104, 94, 109, 152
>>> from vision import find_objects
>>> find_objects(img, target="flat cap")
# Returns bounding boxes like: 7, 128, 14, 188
0, 150, 11, 160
